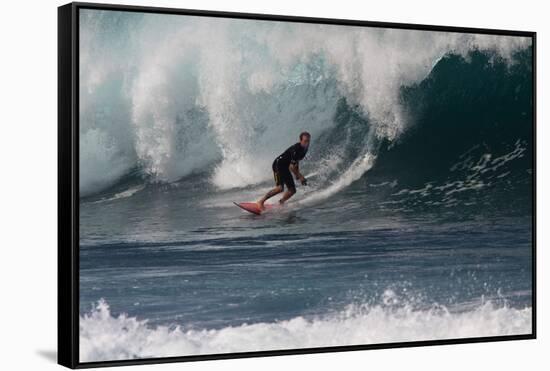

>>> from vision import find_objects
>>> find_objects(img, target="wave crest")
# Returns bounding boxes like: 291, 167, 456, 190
79, 10, 531, 197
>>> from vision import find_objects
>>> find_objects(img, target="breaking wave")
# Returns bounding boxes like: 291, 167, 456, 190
79, 10, 532, 198
80, 295, 531, 362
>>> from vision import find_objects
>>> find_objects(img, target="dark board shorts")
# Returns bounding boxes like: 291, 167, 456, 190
272, 158, 296, 192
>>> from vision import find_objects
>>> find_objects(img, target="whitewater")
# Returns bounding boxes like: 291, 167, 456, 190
80, 295, 531, 362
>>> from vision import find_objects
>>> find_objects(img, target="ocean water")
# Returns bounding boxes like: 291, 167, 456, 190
78, 10, 533, 362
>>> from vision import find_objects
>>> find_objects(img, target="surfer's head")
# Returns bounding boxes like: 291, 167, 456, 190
299, 132, 311, 149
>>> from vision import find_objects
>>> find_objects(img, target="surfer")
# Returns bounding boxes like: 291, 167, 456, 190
257, 132, 310, 210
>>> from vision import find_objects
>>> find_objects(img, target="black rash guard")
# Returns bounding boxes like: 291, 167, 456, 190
271, 143, 308, 191
273, 143, 308, 169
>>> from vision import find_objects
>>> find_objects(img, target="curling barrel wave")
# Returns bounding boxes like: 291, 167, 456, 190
79, 10, 532, 199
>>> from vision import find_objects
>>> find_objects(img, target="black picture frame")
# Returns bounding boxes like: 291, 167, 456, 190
58, 2, 537, 369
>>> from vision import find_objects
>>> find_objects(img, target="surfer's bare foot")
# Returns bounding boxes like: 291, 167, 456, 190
256, 201, 265, 210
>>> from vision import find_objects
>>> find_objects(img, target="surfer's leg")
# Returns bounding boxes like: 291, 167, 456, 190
278, 169, 296, 205
258, 168, 284, 209
256, 165, 290, 210
279, 187, 296, 204
257, 186, 283, 209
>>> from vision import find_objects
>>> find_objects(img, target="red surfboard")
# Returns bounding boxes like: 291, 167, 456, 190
234, 202, 276, 215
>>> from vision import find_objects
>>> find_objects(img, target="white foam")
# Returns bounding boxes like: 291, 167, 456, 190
92, 185, 145, 203
80, 297, 531, 362
300, 152, 376, 205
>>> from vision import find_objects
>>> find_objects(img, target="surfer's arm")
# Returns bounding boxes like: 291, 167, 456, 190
289, 162, 300, 178
290, 162, 307, 184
